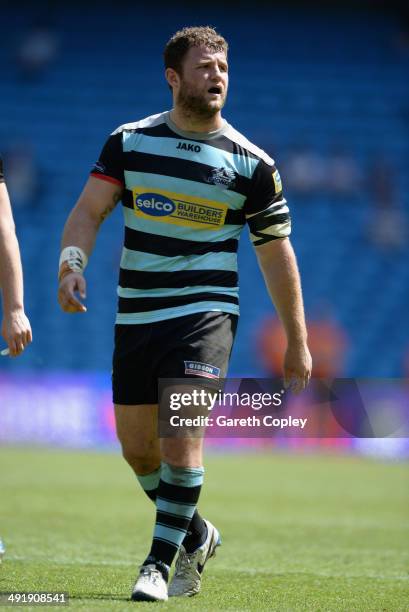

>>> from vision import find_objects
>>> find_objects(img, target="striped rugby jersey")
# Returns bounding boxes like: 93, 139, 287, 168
91, 111, 291, 324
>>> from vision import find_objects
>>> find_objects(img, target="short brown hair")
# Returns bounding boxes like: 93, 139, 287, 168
164, 26, 228, 75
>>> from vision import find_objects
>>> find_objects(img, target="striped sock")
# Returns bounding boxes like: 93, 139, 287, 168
137, 467, 161, 502
137, 466, 207, 553
144, 462, 204, 569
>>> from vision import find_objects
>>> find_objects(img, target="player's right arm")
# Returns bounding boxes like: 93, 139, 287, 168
0, 180, 33, 355
58, 176, 122, 313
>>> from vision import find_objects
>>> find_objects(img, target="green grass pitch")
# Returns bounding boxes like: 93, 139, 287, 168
0, 447, 408, 611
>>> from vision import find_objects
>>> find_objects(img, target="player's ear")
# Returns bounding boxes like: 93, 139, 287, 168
165, 67, 180, 90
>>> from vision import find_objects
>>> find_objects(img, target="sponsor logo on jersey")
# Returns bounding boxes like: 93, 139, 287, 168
272, 169, 282, 192
206, 167, 236, 189
135, 193, 176, 216
176, 141, 202, 153
132, 186, 228, 230
184, 361, 221, 379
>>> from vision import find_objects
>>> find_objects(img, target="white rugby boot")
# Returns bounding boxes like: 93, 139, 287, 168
131, 564, 168, 602
168, 519, 221, 597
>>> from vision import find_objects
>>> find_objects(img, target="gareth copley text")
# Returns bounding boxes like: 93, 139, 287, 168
170, 415, 308, 429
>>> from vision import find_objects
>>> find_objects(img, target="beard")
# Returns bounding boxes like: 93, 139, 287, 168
176, 79, 226, 120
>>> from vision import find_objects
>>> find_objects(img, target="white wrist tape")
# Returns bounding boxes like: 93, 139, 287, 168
59, 246, 88, 274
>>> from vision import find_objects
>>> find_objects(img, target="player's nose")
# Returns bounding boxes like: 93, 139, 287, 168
209, 64, 223, 79
209, 73, 223, 88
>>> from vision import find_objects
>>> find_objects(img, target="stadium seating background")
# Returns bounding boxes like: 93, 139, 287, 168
1, 2, 408, 378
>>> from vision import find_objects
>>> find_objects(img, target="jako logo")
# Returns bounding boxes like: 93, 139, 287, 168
136, 193, 176, 216
177, 142, 201, 153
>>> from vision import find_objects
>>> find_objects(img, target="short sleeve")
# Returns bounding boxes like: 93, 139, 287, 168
244, 160, 291, 246
90, 132, 124, 186
0, 156, 4, 183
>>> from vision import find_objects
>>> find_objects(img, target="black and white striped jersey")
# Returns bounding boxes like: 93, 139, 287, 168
91, 111, 291, 324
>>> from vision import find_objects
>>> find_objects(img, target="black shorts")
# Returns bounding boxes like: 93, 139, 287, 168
112, 311, 238, 405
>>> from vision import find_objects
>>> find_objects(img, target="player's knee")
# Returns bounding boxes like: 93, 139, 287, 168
161, 439, 203, 468
120, 441, 159, 474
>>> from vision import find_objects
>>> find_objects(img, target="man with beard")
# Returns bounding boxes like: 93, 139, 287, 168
58, 26, 311, 602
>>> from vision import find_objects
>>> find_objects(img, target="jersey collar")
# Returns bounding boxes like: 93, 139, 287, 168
164, 111, 228, 141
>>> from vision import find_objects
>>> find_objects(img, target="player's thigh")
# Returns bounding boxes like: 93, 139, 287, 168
114, 403, 160, 457
112, 324, 159, 406
156, 311, 238, 381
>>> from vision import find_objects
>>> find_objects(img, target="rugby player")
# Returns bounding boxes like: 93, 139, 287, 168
58, 26, 311, 602
0, 156, 32, 357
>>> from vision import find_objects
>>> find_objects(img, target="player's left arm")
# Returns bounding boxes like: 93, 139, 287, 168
245, 158, 311, 391
255, 237, 311, 392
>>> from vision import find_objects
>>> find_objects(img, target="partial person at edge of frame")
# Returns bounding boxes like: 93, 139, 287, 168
0, 155, 32, 357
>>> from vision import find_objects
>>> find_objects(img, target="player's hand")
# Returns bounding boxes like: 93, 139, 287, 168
283, 341, 312, 394
58, 272, 87, 313
1, 309, 32, 357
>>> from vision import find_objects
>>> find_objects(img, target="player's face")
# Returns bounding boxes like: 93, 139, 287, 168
176, 46, 228, 118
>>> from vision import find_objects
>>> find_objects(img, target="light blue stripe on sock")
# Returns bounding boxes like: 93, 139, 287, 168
156, 522, 186, 536
161, 463, 204, 488
137, 467, 161, 492
153, 524, 194, 549
154, 525, 190, 545
156, 497, 196, 519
